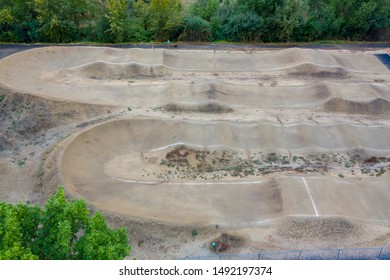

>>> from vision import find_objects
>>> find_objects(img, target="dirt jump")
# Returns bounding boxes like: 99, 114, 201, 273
0, 46, 389, 259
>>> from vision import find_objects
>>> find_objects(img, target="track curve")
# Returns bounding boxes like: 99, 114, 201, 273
61, 118, 390, 225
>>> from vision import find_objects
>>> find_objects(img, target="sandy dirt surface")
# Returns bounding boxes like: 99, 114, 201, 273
0, 46, 389, 259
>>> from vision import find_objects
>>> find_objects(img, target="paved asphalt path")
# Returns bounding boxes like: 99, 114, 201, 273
0, 42, 389, 60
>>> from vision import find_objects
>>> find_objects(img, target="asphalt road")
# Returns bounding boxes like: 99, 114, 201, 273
0, 42, 389, 60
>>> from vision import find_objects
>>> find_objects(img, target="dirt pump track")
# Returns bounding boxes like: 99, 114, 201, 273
1, 45, 390, 259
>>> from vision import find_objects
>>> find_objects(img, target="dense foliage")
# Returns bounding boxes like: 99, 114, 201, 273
0, 0, 389, 43
0, 187, 130, 260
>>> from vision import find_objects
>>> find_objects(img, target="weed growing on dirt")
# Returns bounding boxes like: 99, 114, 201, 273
376, 168, 385, 177
210, 233, 243, 253
153, 147, 389, 181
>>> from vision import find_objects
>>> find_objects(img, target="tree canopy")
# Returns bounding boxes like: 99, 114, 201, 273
0, 187, 130, 260
0, 0, 389, 43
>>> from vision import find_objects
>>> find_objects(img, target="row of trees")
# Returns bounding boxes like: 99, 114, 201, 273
0, 0, 389, 43
0, 187, 130, 260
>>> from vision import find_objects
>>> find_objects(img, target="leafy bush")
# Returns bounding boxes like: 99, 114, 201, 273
179, 15, 210, 42
191, 229, 198, 237
304, 2, 342, 41
273, 0, 310, 42
0, 0, 389, 43
189, 0, 219, 21
148, 0, 185, 41
104, 0, 128, 43
0, 187, 130, 260
220, 11, 264, 42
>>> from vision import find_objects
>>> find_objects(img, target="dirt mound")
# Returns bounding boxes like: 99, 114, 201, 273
163, 102, 233, 113
323, 97, 390, 115
277, 218, 362, 240
210, 233, 245, 253
61, 119, 390, 155
210, 82, 334, 108
162, 47, 388, 72
64, 61, 170, 80
288, 63, 348, 78
1, 47, 387, 109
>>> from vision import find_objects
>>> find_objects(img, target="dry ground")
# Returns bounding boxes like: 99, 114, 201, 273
0, 46, 389, 259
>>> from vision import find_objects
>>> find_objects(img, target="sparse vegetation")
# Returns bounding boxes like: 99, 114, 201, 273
143, 146, 390, 181
210, 233, 243, 253
376, 167, 386, 177
191, 229, 198, 237
163, 103, 233, 114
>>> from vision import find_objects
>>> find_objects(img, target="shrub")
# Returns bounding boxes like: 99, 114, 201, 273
179, 15, 210, 42
0, 187, 130, 260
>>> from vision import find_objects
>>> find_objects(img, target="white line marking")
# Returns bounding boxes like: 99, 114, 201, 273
213, 214, 390, 228
302, 177, 319, 216
169, 180, 265, 186
110, 176, 264, 186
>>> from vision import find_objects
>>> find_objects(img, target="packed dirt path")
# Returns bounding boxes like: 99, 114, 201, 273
0, 45, 389, 259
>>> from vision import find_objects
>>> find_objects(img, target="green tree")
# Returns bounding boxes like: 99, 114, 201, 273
34, 0, 90, 42
0, 203, 38, 260
13, 203, 41, 249
273, 0, 309, 42
209, 0, 233, 41
105, 0, 128, 42
232, 0, 282, 41
304, 0, 341, 41
0, 7, 13, 25
235, 0, 282, 16
0, 6, 14, 41
327, 0, 390, 40
179, 14, 211, 41
33, 188, 89, 259
0, 187, 130, 260
91, 0, 148, 43
77, 212, 130, 260
0, 0, 40, 42
221, 11, 264, 42
348, 0, 390, 39
147, 0, 185, 41
1, 0, 389, 43
209, 0, 265, 42
189, 0, 219, 21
